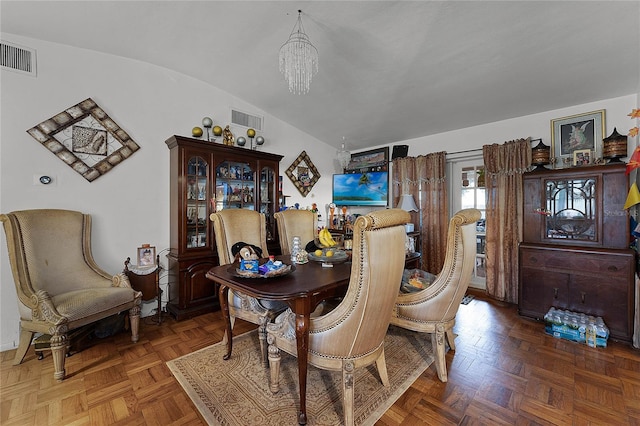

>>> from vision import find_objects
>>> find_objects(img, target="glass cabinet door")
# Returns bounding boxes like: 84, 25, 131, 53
545, 177, 596, 242
260, 167, 277, 241
215, 160, 255, 211
186, 156, 209, 249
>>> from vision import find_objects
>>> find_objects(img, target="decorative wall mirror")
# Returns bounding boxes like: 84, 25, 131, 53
285, 151, 320, 197
27, 98, 140, 182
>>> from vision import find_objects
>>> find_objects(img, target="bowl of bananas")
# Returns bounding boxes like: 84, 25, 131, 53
315, 228, 344, 250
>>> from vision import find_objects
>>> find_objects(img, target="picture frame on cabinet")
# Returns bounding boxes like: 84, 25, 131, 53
573, 149, 591, 166
137, 245, 156, 267
551, 110, 605, 164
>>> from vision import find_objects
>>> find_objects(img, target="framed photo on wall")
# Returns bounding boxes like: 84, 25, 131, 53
551, 110, 605, 164
347, 147, 389, 173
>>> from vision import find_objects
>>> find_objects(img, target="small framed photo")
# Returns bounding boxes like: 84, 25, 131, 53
573, 149, 591, 166
137, 245, 156, 267
551, 110, 605, 165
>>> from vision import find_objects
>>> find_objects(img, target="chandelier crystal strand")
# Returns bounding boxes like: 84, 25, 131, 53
336, 136, 351, 170
279, 10, 318, 95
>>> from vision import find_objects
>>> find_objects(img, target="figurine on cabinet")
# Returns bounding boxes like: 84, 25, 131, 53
223, 125, 234, 146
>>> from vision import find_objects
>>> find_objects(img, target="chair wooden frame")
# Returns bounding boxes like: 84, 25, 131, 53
267, 208, 410, 426
391, 208, 481, 382
1, 209, 142, 381
210, 209, 287, 365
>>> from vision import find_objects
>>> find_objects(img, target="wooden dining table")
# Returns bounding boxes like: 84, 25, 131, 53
205, 255, 351, 425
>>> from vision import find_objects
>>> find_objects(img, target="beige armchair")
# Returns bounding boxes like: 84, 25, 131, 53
391, 208, 481, 382
267, 208, 410, 426
274, 209, 317, 255
0, 209, 142, 381
210, 209, 287, 364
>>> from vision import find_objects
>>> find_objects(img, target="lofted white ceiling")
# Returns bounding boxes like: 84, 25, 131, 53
2, 1, 638, 151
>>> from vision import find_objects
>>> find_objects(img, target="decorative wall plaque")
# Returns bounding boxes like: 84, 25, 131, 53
27, 98, 140, 182
285, 151, 320, 197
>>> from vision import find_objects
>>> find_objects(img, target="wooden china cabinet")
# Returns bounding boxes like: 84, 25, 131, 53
165, 135, 283, 320
518, 163, 636, 342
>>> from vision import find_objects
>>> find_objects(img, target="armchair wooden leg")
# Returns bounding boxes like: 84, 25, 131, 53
50, 332, 68, 381
375, 349, 390, 387
445, 328, 457, 352
267, 334, 281, 393
129, 305, 141, 343
342, 360, 355, 426
258, 315, 269, 367
432, 324, 448, 382
13, 328, 33, 366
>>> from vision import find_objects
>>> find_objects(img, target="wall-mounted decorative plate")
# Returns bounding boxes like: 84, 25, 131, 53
285, 151, 320, 197
26, 98, 140, 182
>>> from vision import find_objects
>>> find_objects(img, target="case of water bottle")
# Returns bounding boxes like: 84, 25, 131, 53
543, 307, 609, 348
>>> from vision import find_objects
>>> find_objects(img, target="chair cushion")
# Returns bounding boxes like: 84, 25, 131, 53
51, 287, 138, 322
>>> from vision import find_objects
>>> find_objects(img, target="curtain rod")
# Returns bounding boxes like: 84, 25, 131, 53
446, 148, 483, 156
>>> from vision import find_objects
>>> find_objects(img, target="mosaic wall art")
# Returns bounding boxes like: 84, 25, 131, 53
27, 98, 140, 182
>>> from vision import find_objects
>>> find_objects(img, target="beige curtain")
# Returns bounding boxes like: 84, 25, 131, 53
393, 152, 447, 273
482, 138, 531, 303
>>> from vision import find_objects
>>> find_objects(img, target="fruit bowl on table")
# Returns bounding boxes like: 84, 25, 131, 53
314, 232, 344, 250
308, 248, 349, 264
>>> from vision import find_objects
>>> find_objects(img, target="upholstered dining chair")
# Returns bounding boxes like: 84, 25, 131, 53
210, 209, 287, 364
274, 209, 317, 255
0, 209, 142, 381
391, 208, 481, 382
267, 208, 410, 426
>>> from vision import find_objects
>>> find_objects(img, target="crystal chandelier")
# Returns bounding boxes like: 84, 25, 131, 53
336, 137, 351, 170
279, 10, 318, 95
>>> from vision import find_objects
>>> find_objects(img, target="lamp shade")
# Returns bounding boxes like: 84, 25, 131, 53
396, 194, 418, 212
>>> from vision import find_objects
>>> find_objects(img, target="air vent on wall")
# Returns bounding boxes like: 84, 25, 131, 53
231, 109, 263, 131
1, 41, 37, 76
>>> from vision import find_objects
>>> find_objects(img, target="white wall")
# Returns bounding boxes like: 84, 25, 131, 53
0, 34, 338, 351
1, 34, 637, 352
394, 95, 637, 160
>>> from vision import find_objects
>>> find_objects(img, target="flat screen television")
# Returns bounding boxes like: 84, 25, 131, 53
332, 171, 389, 207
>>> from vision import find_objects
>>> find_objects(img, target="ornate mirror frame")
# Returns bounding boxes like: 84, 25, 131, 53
27, 98, 140, 182
285, 151, 320, 197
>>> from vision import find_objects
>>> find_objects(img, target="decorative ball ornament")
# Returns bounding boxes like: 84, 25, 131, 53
247, 128, 256, 138
192, 127, 203, 137
236, 136, 247, 146
213, 125, 223, 136
256, 136, 265, 146
202, 117, 213, 128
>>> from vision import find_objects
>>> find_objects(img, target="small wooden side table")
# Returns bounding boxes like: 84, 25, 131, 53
405, 252, 421, 269
125, 256, 163, 325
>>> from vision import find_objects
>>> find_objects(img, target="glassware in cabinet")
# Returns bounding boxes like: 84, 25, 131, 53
260, 166, 277, 242
186, 156, 209, 249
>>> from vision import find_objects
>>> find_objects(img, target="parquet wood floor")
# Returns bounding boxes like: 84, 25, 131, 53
1, 292, 639, 425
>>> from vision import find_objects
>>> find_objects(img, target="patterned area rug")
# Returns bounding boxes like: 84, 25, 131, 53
167, 325, 433, 426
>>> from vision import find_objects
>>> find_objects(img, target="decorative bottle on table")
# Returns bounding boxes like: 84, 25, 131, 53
291, 236, 308, 264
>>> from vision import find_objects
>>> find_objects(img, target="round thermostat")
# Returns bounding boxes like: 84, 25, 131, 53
39, 175, 52, 185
